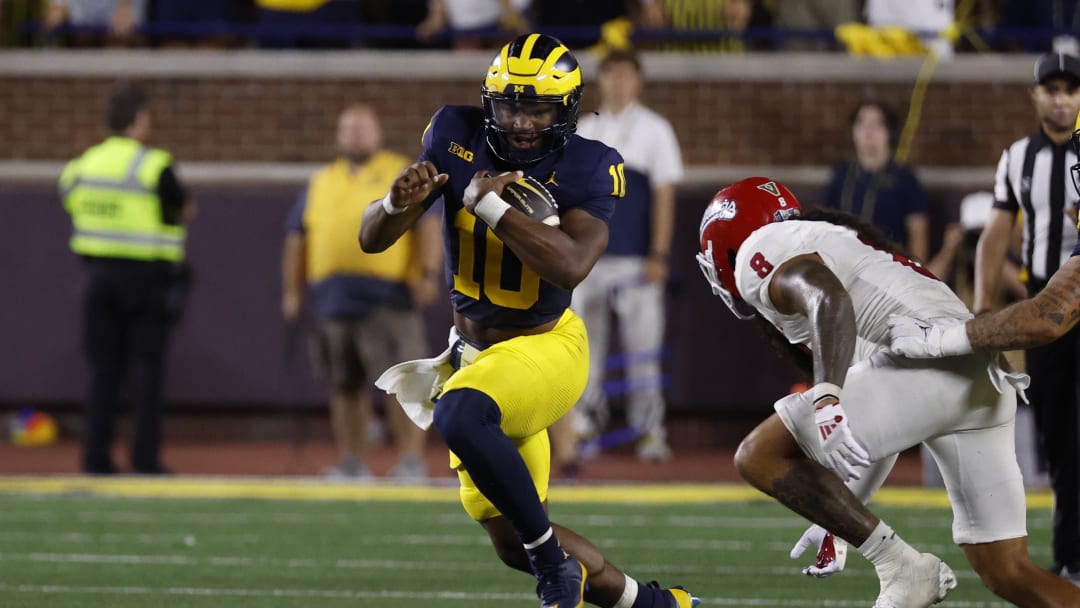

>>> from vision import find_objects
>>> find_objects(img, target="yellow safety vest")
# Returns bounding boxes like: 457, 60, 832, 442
60, 136, 185, 262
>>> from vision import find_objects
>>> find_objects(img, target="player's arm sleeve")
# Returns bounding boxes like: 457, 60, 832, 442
575, 147, 625, 223
992, 149, 1019, 213
284, 188, 308, 235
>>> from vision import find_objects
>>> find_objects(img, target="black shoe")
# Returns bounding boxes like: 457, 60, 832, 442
535, 553, 586, 608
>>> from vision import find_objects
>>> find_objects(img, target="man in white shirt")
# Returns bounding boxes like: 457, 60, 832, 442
556, 50, 684, 467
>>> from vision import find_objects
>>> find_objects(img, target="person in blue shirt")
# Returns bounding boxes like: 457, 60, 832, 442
824, 101, 932, 261
360, 33, 698, 608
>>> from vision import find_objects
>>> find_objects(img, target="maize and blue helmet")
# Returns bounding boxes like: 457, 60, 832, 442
482, 33, 583, 166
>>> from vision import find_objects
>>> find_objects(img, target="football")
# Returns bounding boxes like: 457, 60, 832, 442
500, 175, 560, 227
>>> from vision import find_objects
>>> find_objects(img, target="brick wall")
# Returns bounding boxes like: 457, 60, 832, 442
0, 65, 1038, 168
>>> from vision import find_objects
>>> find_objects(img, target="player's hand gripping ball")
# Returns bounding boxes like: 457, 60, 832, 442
500, 175, 560, 227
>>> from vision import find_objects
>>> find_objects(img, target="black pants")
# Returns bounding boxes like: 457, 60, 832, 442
81, 258, 175, 474
1027, 279, 1080, 571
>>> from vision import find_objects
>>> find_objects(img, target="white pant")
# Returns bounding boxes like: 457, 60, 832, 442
776, 349, 1026, 545
571, 256, 666, 435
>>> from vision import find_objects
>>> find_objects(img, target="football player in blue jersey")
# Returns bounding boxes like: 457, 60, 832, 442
360, 34, 699, 608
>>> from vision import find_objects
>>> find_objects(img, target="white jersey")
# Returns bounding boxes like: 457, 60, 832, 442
734, 219, 970, 363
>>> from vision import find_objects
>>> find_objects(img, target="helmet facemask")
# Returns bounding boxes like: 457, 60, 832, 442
482, 89, 581, 166
696, 240, 757, 320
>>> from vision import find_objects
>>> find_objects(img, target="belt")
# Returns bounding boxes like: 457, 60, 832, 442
449, 335, 488, 370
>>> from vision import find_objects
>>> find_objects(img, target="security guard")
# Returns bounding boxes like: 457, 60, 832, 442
974, 52, 1080, 579
60, 85, 194, 475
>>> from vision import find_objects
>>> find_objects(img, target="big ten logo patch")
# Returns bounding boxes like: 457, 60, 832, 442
448, 142, 474, 162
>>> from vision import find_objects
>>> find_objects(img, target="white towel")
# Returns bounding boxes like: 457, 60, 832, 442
374, 328, 460, 430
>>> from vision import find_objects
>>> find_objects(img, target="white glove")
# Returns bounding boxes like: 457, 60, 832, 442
886, 314, 973, 358
790, 524, 848, 578
813, 390, 870, 482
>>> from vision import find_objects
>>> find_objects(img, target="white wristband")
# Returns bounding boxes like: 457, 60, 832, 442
811, 382, 842, 406
939, 323, 974, 356
381, 192, 408, 216
473, 191, 511, 227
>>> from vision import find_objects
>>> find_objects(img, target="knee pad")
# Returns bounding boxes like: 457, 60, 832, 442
433, 388, 501, 449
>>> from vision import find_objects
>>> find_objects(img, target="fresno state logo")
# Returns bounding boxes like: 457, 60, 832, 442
705, 198, 737, 221
698, 198, 737, 242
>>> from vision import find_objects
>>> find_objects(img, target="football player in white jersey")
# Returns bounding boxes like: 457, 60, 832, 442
697, 177, 1080, 607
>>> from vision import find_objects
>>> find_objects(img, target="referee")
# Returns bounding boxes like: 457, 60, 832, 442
975, 52, 1080, 580
60, 84, 194, 475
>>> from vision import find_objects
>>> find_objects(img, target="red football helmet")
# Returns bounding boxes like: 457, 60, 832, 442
696, 177, 802, 319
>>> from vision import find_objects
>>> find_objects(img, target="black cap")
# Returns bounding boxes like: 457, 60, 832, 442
1034, 52, 1080, 86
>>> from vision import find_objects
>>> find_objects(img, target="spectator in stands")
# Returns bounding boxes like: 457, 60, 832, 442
530, 0, 663, 49
823, 100, 959, 279
865, 0, 956, 58
770, 0, 858, 51
254, 0, 361, 49
416, 0, 530, 50
282, 104, 441, 480
555, 50, 684, 469
44, 0, 146, 46
655, 0, 771, 52
151, 0, 240, 48
60, 84, 194, 474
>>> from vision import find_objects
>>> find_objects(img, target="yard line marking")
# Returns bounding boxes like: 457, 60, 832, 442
0, 582, 533, 601
0, 530, 261, 544
0, 551, 989, 583
0, 582, 1013, 606
0, 477, 1055, 509
0, 510, 351, 525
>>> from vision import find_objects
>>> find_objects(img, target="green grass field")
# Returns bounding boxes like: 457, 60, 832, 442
0, 478, 1053, 607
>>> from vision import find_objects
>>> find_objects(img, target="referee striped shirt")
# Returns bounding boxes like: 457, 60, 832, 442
994, 131, 1080, 281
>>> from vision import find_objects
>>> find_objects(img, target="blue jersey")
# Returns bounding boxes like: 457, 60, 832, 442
419, 105, 624, 328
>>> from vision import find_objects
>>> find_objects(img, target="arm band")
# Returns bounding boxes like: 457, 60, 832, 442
812, 382, 842, 406
381, 192, 408, 216
939, 323, 974, 356
474, 191, 511, 227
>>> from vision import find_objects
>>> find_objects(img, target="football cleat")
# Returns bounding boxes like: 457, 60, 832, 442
646, 581, 702, 608
535, 553, 586, 608
872, 552, 957, 608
